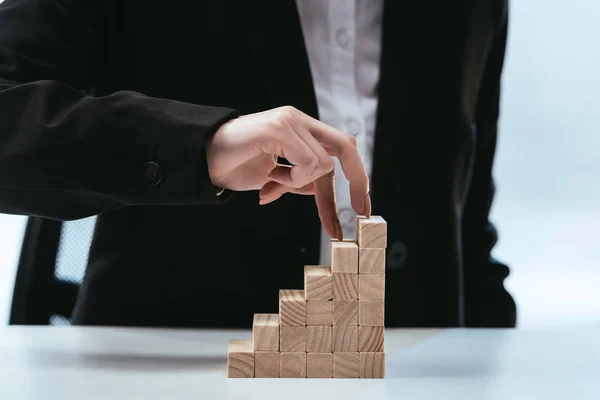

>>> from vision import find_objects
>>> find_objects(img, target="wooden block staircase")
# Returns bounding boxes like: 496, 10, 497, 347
228, 215, 386, 378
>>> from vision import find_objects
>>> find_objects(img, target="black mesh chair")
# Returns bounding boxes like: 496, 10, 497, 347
9, 216, 96, 325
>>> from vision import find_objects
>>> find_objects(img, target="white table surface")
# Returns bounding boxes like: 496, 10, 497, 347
0, 327, 598, 400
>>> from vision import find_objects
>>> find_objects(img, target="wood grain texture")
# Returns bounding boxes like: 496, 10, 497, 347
359, 300, 385, 326
359, 248, 386, 274
255, 351, 280, 378
358, 326, 384, 352
307, 353, 333, 378
280, 352, 307, 378
252, 313, 279, 351
332, 299, 358, 325
356, 216, 387, 248
304, 266, 332, 300
306, 300, 332, 326
333, 325, 358, 352
280, 326, 307, 352
307, 326, 332, 353
332, 273, 358, 299
358, 274, 385, 300
279, 289, 306, 326
359, 352, 385, 378
330, 240, 358, 273
227, 339, 254, 378
333, 352, 359, 378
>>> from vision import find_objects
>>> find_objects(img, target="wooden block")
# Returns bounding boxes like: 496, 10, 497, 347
307, 326, 332, 352
333, 352, 359, 378
332, 273, 358, 299
280, 326, 306, 352
359, 248, 386, 274
227, 339, 254, 378
307, 353, 333, 378
359, 352, 385, 378
356, 216, 387, 248
280, 352, 307, 378
279, 289, 306, 326
333, 325, 358, 352
358, 326, 384, 352
306, 300, 332, 325
330, 240, 358, 273
358, 274, 385, 300
304, 266, 332, 300
252, 313, 279, 351
359, 300, 384, 326
332, 299, 358, 325
255, 351, 280, 378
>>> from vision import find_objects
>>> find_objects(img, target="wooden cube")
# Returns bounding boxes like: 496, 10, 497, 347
252, 313, 279, 351
307, 326, 332, 353
359, 352, 385, 378
358, 274, 385, 300
332, 273, 358, 299
306, 300, 332, 326
333, 325, 358, 352
356, 216, 387, 248
333, 352, 359, 378
330, 240, 358, 273
280, 326, 306, 352
359, 248, 386, 274
304, 266, 332, 300
358, 326, 384, 352
227, 339, 254, 378
255, 351, 280, 378
307, 353, 333, 378
279, 289, 306, 326
359, 300, 384, 326
280, 352, 307, 378
332, 299, 358, 325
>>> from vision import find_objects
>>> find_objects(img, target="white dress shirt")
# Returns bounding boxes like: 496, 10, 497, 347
295, 0, 383, 265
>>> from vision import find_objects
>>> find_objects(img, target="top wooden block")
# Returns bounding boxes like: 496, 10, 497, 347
330, 240, 358, 273
304, 266, 332, 300
356, 216, 387, 248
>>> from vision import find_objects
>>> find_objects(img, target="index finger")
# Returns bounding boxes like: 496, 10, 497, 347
300, 114, 371, 217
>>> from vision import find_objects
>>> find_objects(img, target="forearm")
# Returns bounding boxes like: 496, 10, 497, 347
0, 79, 238, 220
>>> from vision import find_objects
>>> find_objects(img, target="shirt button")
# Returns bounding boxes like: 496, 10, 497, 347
346, 120, 360, 136
338, 208, 354, 228
336, 29, 351, 48
143, 162, 163, 186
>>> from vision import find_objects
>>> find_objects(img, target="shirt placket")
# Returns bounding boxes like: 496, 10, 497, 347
329, 0, 363, 239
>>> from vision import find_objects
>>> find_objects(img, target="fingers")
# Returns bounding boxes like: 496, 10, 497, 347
314, 170, 342, 240
259, 178, 315, 205
296, 113, 371, 216
267, 125, 332, 190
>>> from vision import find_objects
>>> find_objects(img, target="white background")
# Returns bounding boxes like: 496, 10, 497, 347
0, 0, 599, 327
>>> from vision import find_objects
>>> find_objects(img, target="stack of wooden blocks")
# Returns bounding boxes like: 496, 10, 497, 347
228, 215, 386, 379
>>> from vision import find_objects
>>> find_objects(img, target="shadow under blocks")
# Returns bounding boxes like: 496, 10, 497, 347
228, 216, 386, 378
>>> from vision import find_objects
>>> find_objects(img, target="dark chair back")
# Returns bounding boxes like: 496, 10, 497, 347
9, 216, 96, 325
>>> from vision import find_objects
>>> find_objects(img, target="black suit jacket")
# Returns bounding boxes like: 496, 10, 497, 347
0, 0, 516, 327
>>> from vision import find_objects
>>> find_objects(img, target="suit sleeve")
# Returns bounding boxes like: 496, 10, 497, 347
0, 0, 239, 221
461, 6, 517, 327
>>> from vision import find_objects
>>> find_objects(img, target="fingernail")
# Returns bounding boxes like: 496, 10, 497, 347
333, 217, 343, 240
259, 193, 282, 205
364, 193, 371, 218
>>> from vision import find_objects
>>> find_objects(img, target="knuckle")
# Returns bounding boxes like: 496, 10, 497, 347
276, 106, 297, 121
268, 116, 289, 132
345, 134, 358, 149
322, 156, 335, 172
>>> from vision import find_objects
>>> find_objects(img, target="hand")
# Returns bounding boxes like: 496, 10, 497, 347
205, 106, 371, 239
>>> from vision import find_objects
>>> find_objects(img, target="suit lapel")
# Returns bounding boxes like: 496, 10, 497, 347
230, 0, 319, 119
